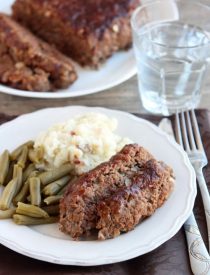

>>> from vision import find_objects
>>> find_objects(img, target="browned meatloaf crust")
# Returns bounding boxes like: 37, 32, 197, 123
12, 0, 140, 67
59, 144, 174, 240
0, 13, 77, 92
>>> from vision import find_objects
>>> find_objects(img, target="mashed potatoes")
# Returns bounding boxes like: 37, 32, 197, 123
34, 113, 132, 175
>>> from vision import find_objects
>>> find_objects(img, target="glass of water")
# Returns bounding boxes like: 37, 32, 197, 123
131, 0, 210, 115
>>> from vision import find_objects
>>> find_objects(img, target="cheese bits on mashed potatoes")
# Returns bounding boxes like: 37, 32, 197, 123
34, 113, 132, 175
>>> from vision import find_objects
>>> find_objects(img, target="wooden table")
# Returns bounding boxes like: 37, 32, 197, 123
0, 74, 210, 116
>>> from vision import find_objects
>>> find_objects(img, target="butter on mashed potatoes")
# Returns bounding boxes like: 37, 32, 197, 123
34, 113, 132, 175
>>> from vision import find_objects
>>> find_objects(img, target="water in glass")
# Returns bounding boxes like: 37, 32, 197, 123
134, 22, 210, 115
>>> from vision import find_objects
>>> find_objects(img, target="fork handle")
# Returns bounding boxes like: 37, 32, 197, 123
196, 169, 210, 252
184, 213, 210, 275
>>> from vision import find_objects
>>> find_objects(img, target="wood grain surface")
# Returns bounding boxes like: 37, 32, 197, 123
1, 75, 210, 116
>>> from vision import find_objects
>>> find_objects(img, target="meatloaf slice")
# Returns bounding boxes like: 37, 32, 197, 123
59, 144, 174, 239
12, 0, 140, 67
97, 160, 174, 240
0, 13, 77, 92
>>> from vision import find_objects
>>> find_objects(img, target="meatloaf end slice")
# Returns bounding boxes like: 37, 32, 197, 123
0, 13, 77, 92
12, 0, 140, 67
97, 159, 174, 240
59, 144, 154, 238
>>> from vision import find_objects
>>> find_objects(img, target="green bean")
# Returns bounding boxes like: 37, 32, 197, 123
0, 208, 16, 219
28, 147, 44, 163
22, 163, 36, 182
16, 202, 49, 218
28, 149, 37, 163
57, 185, 67, 195
3, 161, 14, 186
11, 141, 34, 161
29, 170, 40, 178
29, 177, 41, 206
42, 175, 71, 196
15, 171, 39, 206
27, 195, 31, 203
57, 176, 78, 195
39, 164, 72, 186
44, 195, 62, 205
17, 146, 28, 169
13, 214, 58, 225
0, 150, 10, 185
27, 172, 40, 201
36, 146, 44, 160
0, 178, 18, 210
13, 164, 23, 193
13, 180, 29, 206
41, 205, 59, 216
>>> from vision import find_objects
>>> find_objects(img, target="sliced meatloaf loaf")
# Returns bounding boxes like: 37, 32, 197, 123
59, 144, 174, 239
97, 159, 174, 240
12, 0, 140, 67
0, 13, 77, 92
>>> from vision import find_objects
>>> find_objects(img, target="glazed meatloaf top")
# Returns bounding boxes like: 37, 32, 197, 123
60, 144, 153, 237
0, 13, 77, 91
59, 144, 174, 239
12, 0, 140, 67
96, 159, 174, 239
16, 0, 139, 39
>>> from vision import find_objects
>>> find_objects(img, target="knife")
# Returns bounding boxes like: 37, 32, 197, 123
159, 118, 210, 275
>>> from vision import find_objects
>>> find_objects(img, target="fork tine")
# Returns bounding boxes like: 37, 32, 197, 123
180, 112, 190, 152
185, 111, 197, 150
175, 112, 184, 147
191, 110, 204, 150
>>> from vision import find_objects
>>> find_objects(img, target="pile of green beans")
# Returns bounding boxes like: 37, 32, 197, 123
0, 141, 73, 225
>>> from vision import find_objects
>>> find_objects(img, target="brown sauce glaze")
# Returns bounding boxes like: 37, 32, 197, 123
34, 0, 139, 38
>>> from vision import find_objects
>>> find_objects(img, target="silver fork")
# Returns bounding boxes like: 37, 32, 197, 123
175, 110, 210, 251
160, 117, 210, 275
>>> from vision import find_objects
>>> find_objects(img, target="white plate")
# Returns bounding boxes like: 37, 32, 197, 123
0, 0, 137, 98
0, 106, 196, 265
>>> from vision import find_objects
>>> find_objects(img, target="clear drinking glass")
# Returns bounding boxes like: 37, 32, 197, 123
131, 0, 210, 115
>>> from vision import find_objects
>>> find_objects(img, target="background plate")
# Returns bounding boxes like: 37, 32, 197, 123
0, 0, 137, 98
0, 106, 196, 265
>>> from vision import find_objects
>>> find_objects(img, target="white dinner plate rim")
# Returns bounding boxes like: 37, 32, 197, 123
0, 106, 196, 265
